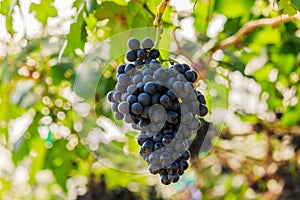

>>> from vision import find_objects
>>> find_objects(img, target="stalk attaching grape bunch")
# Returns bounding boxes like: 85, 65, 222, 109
107, 37, 208, 185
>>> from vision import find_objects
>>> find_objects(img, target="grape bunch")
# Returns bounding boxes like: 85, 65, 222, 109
107, 37, 208, 185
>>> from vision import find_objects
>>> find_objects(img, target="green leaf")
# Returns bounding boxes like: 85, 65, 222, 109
291, 0, 300, 11
279, 0, 297, 16
30, 0, 57, 25
64, 9, 87, 54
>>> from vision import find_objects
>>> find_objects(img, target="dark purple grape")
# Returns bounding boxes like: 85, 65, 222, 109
148, 152, 159, 164
181, 150, 191, 160
197, 93, 206, 104
125, 63, 136, 75
141, 106, 150, 118
138, 93, 151, 106
151, 93, 161, 104
178, 159, 189, 171
138, 118, 150, 128
160, 174, 170, 185
173, 64, 184, 74
134, 59, 144, 67
149, 49, 160, 59
168, 173, 180, 183
154, 142, 164, 151
166, 162, 179, 174
162, 135, 174, 145
127, 94, 137, 104
153, 132, 164, 142
160, 95, 170, 106
137, 135, 149, 146
127, 38, 140, 50
126, 50, 137, 62
131, 102, 143, 115
144, 82, 157, 95
149, 163, 160, 174
178, 169, 184, 175
149, 60, 161, 70
142, 140, 154, 153
166, 90, 177, 101
184, 70, 197, 83
142, 38, 154, 50
160, 152, 171, 166
107, 91, 115, 102
137, 49, 148, 60
117, 64, 125, 74
166, 111, 178, 124
199, 104, 208, 116
144, 57, 152, 65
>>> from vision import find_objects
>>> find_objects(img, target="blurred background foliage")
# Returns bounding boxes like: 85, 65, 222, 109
1, 0, 300, 199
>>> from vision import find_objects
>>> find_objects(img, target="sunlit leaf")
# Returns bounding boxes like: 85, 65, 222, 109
30, 0, 57, 25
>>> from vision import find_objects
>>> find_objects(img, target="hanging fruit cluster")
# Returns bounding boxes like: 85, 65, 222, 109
107, 37, 208, 185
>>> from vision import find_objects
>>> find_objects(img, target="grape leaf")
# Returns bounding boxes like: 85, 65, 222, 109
291, 0, 300, 11
279, 0, 297, 16
30, 0, 57, 25
64, 9, 87, 54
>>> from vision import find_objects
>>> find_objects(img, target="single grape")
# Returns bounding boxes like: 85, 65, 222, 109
117, 74, 130, 86
181, 150, 191, 160
114, 111, 124, 120
118, 101, 130, 114
142, 68, 153, 76
126, 50, 137, 62
197, 93, 206, 104
139, 118, 150, 128
125, 63, 136, 75
127, 94, 137, 104
113, 92, 122, 101
115, 83, 125, 93
148, 152, 159, 164
178, 159, 189, 171
133, 74, 143, 85
172, 81, 184, 93
142, 140, 154, 153
149, 60, 161, 70
134, 59, 144, 68
151, 93, 161, 104
173, 64, 184, 74
142, 38, 154, 50
107, 91, 115, 102
149, 49, 160, 59
144, 57, 152, 66
127, 38, 140, 50
137, 49, 148, 60
131, 102, 143, 115
162, 135, 174, 145
159, 95, 170, 106
160, 152, 172, 166
148, 163, 160, 174
111, 102, 119, 112
153, 132, 164, 142
127, 84, 137, 94
143, 75, 153, 83
184, 70, 197, 83
117, 64, 126, 74
154, 68, 167, 80
160, 174, 171, 185
166, 90, 176, 101
144, 82, 157, 95
167, 173, 180, 183
138, 93, 151, 106
199, 104, 208, 116
154, 142, 164, 151
137, 134, 149, 146
141, 106, 150, 119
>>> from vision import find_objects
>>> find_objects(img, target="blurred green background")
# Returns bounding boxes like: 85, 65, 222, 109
1, 0, 300, 199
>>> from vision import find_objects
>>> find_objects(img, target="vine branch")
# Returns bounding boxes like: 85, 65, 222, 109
212, 12, 300, 52
153, 0, 170, 26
